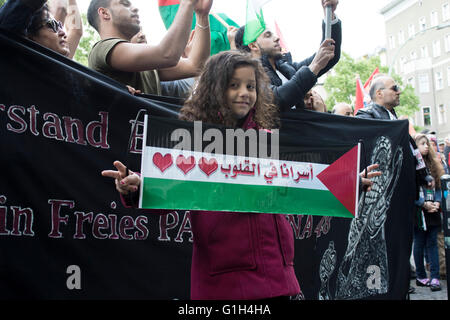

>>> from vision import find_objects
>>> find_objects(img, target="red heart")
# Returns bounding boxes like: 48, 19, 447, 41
198, 157, 218, 177
176, 155, 196, 175
153, 152, 173, 173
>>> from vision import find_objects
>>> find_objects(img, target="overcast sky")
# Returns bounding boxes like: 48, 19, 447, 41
77, 0, 394, 60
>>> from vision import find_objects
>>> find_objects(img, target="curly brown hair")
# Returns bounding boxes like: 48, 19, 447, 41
179, 50, 279, 129
415, 134, 445, 187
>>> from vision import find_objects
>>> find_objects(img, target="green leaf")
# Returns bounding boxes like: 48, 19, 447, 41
323, 51, 419, 116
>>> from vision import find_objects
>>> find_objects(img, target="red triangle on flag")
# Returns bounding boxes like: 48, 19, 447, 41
316, 145, 360, 217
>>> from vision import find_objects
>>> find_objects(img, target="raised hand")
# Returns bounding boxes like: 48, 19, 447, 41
309, 38, 335, 75
322, 0, 339, 13
193, 0, 213, 16
101, 161, 141, 195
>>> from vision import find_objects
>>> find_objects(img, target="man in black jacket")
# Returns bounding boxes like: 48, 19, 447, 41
356, 74, 429, 297
235, 0, 341, 112
355, 75, 401, 120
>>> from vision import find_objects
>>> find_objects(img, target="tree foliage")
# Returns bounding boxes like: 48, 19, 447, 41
323, 52, 420, 117
0, 0, 5, 7
73, 13, 100, 67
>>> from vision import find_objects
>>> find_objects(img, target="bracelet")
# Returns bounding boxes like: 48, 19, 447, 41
196, 22, 210, 30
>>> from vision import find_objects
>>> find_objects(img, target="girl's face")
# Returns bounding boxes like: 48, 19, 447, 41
226, 66, 257, 120
417, 137, 429, 156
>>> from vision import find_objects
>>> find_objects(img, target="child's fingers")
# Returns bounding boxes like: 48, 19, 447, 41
119, 173, 140, 187
113, 161, 128, 179
116, 173, 141, 194
101, 170, 121, 180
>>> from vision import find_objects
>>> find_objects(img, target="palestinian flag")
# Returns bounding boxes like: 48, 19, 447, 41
158, 0, 240, 55
139, 116, 361, 219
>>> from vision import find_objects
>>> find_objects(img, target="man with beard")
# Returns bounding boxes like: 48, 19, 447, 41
356, 74, 427, 297
234, 0, 341, 111
355, 75, 401, 120
87, 0, 212, 95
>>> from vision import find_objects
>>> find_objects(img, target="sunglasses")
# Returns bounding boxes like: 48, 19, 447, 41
41, 19, 64, 33
381, 85, 400, 92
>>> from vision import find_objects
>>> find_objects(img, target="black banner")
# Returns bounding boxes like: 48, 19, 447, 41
0, 30, 415, 300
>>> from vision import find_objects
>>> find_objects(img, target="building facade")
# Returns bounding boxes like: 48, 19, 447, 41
381, 0, 450, 140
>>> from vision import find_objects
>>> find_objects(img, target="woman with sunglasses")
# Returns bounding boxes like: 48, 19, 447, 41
0, 0, 70, 57
47, 0, 83, 59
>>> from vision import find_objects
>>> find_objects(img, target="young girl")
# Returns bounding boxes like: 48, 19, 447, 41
104, 51, 298, 300
413, 134, 445, 292
102, 51, 379, 300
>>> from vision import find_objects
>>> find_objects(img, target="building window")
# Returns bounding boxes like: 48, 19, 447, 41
400, 56, 407, 72
419, 17, 427, 31
421, 45, 429, 58
435, 71, 443, 90
419, 74, 430, 93
431, 11, 439, 27
438, 104, 448, 124
423, 107, 432, 126
389, 35, 396, 49
433, 40, 441, 57
447, 66, 450, 86
443, 3, 450, 21
410, 50, 417, 60
398, 30, 405, 45
445, 34, 450, 52
408, 24, 415, 38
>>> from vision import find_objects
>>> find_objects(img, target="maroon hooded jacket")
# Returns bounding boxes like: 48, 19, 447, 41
123, 109, 301, 299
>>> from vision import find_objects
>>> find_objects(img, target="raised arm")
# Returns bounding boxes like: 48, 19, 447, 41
48, 0, 83, 59
48, 0, 67, 21
109, 0, 201, 72
65, 0, 82, 59
290, 0, 341, 77
158, 0, 212, 81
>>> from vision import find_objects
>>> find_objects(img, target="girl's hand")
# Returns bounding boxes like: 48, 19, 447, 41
424, 202, 438, 212
101, 161, 141, 195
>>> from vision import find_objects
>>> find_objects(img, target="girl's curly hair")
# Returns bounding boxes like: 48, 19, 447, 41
415, 134, 445, 187
179, 50, 279, 129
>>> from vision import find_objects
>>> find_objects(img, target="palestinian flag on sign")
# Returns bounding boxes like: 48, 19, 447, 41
158, 0, 240, 55
139, 116, 361, 219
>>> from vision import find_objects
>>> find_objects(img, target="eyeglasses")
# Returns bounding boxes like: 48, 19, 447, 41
41, 19, 64, 33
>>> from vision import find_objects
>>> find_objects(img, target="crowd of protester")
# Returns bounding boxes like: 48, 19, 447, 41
1, 0, 448, 299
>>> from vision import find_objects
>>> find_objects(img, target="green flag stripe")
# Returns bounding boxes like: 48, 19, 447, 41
141, 177, 353, 218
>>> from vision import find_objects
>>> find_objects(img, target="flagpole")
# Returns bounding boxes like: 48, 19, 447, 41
211, 13, 230, 29
325, 6, 332, 39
